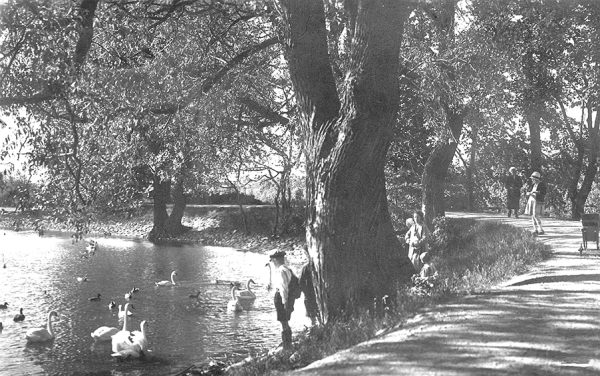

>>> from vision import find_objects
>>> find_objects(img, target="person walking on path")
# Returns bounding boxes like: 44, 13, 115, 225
525, 171, 547, 235
405, 211, 430, 272
504, 166, 523, 218
267, 249, 295, 351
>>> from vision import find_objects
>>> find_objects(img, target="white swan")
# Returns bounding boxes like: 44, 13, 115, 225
111, 303, 133, 350
26, 310, 58, 342
108, 301, 116, 310
227, 285, 243, 312
129, 320, 148, 352
76, 276, 88, 282
118, 304, 134, 319
91, 325, 119, 341
155, 271, 177, 286
235, 279, 257, 310
236, 279, 257, 300
111, 304, 146, 359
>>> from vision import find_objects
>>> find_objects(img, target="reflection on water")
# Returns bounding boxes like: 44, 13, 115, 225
0, 231, 310, 375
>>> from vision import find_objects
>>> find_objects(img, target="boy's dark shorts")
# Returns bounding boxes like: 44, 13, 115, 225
274, 291, 295, 321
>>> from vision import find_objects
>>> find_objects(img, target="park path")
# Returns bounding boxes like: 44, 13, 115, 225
292, 212, 600, 376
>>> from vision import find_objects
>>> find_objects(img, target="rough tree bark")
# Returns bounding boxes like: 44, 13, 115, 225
420, 0, 465, 225
466, 121, 479, 211
148, 177, 170, 242
422, 109, 464, 223
522, 50, 544, 173
571, 105, 599, 218
277, 0, 414, 322
165, 177, 191, 235
556, 97, 586, 220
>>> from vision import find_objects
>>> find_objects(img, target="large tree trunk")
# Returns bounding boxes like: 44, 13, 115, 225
420, 0, 465, 225
279, 0, 413, 322
572, 160, 596, 218
525, 108, 543, 172
572, 107, 600, 219
568, 149, 585, 219
165, 177, 191, 235
422, 111, 464, 224
522, 50, 544, 173
148, 177, 170, 242
466, 122, 479, 211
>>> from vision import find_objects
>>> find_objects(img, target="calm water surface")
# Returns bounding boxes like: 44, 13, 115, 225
0, 230, 310, 375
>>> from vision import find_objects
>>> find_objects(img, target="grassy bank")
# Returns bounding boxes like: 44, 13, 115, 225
222, 218, 550, 376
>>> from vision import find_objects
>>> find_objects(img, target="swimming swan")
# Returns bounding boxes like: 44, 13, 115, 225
13, 308, 25, 321
128, 320, 148, 352
236, 279, 257, 301
26, 310, 58, 342
155, 271, 177, 286
227, 285, 243, 312
118, 304, 134, 319
111, 304, 146, 359
0, 302, 8, 309
111, 303, 132, 349
91, 325, 119, 341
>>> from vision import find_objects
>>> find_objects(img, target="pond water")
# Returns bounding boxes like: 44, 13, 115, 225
0, 230, 310, 375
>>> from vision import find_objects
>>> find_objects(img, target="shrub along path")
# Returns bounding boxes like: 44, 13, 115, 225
292, 212, 600, 376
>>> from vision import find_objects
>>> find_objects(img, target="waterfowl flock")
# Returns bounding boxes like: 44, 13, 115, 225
1, 235, 265, 365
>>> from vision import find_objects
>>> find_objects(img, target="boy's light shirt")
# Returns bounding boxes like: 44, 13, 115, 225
272, 263, 292, 303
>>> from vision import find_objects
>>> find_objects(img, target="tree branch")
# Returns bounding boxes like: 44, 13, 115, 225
237, 96, 289, 125
200, 36, 279, 95
0, 90, 58, 106
73, 0, 100, 73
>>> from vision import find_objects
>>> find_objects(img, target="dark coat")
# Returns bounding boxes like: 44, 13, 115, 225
505, 174, 523, 208
532, 181, 547, 203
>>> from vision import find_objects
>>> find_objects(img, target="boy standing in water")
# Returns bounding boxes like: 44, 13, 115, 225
267, 250, 295, 351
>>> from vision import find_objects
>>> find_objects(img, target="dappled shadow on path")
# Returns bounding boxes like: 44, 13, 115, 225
294, 213, 600, 376
509, 273, 600, 286
297, 288, 600, 375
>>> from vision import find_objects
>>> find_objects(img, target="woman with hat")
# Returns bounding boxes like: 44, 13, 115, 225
525, 171, 546, 235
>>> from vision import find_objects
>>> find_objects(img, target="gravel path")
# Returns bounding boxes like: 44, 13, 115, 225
293, 212, 600, 376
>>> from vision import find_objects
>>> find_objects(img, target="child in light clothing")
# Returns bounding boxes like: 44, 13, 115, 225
267, 249, 295, 351
419, 252, 437, 279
